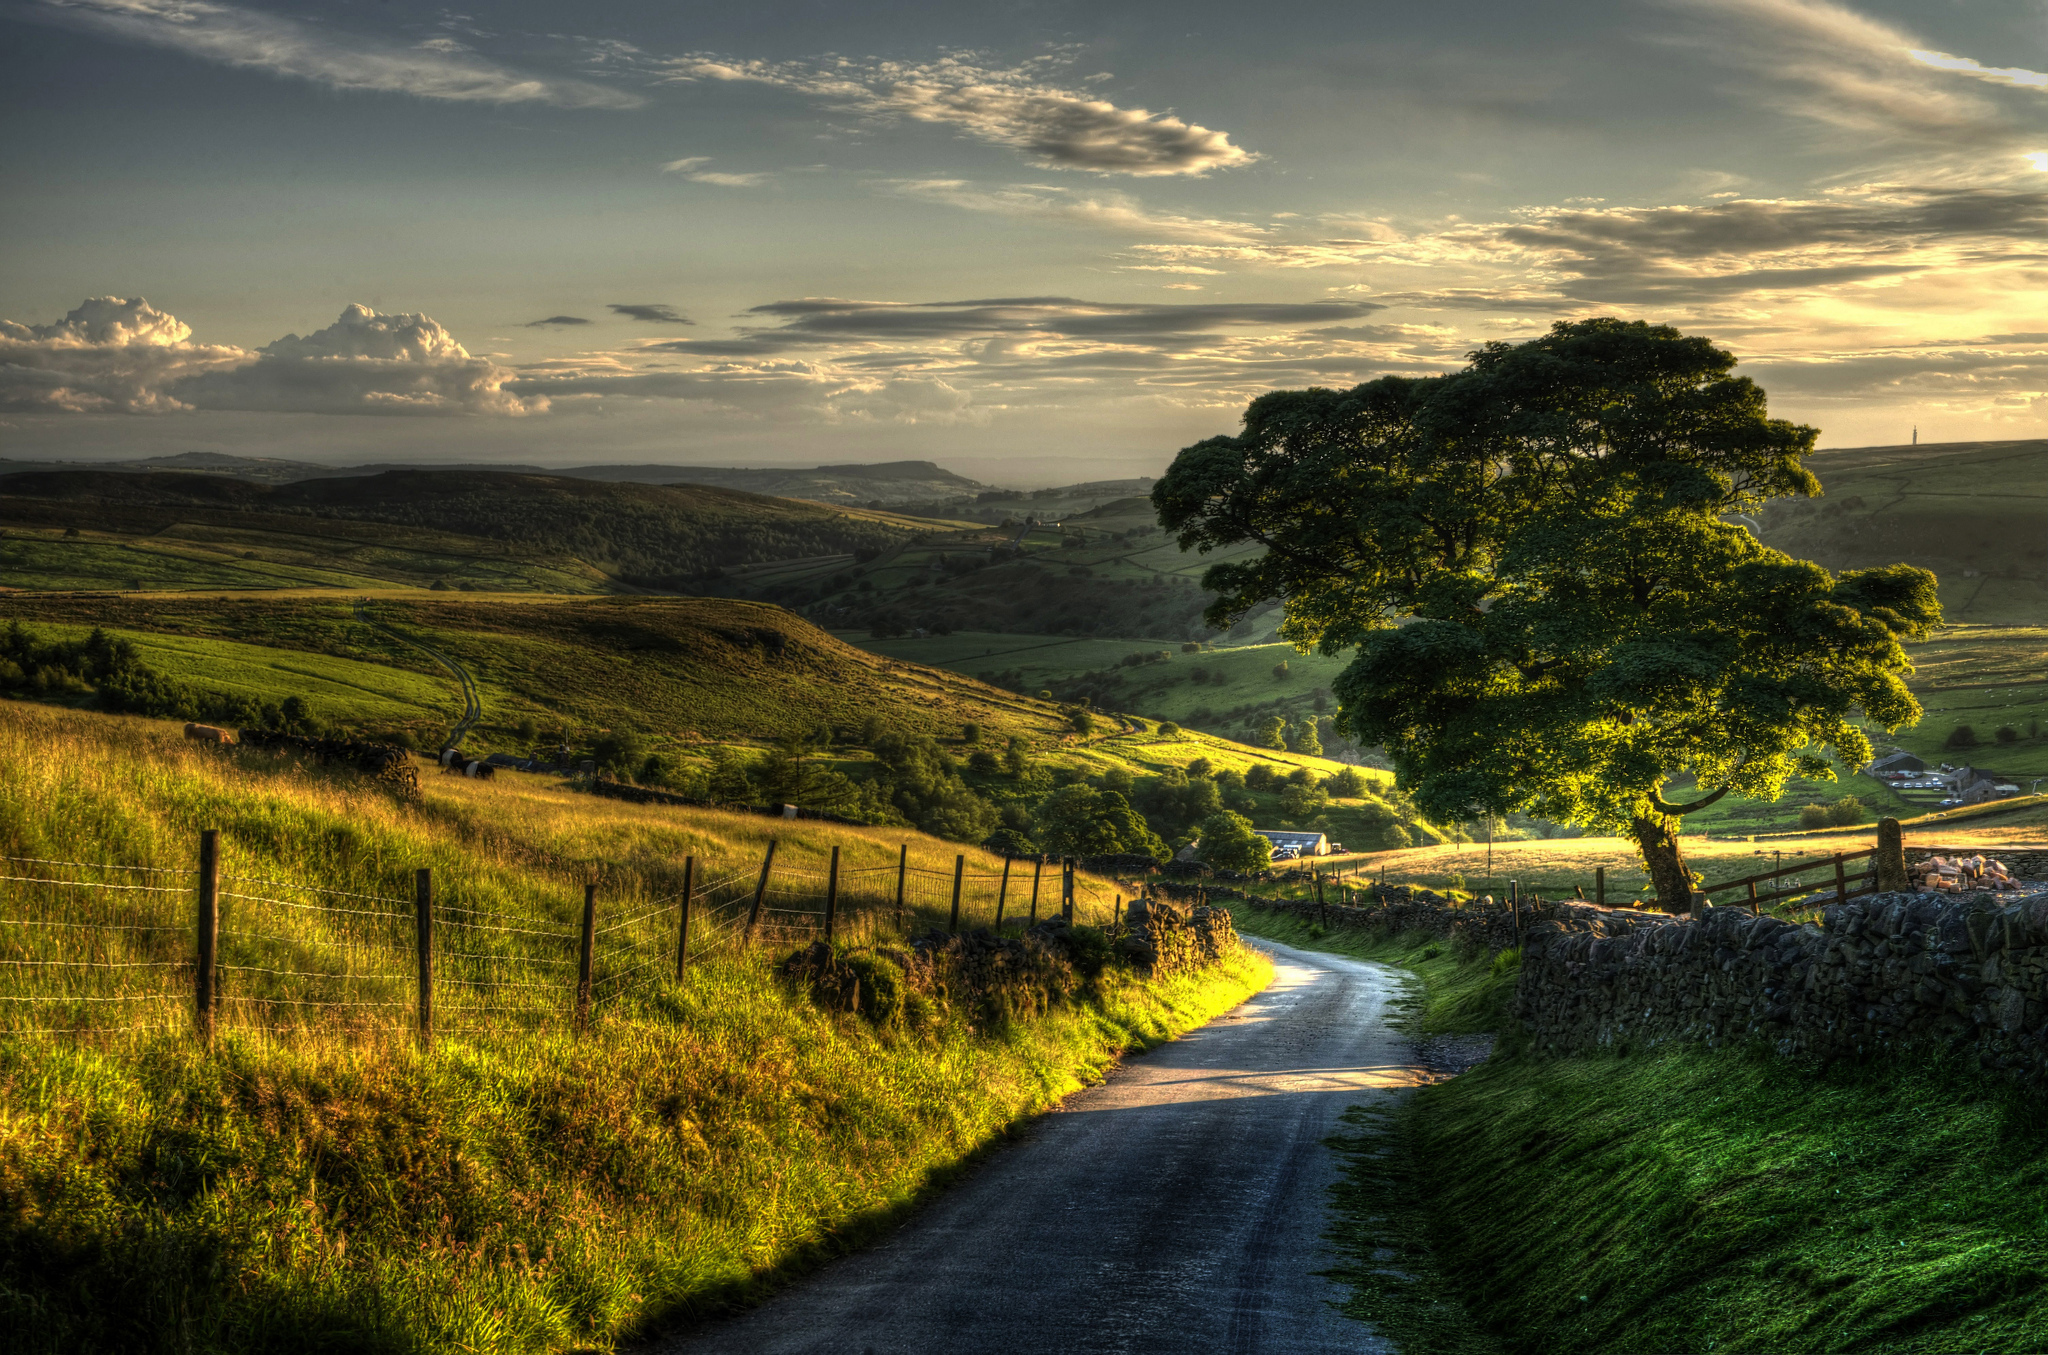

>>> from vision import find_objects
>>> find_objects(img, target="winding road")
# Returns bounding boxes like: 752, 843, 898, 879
652, 939, 1429, 1355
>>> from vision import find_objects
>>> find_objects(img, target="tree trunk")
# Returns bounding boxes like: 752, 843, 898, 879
1629, 803, 1697, 914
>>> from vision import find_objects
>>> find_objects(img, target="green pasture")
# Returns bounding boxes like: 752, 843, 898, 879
0, 522, 610, 595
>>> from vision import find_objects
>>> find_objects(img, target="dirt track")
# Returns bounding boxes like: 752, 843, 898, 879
650, 938, 1427, 1354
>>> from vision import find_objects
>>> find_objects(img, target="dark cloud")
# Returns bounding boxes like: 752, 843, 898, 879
525, 315, 592, 327
608, 303, 693, 324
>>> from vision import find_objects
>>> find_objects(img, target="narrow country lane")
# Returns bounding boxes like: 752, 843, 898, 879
651, 939, 1428, 1355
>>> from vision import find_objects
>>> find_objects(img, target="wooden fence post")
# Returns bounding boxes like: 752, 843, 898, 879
746, 839, 778, 940
195, 828, 218, 1044
895, 843, 907, 926
1062, 857, 1074, 923
1030, 856, 1043, 923
1595, 866, 1605, 909
824, 845, 840, 942
1114, 895, 1122, 929
995, 857, 1011, 930
949, 854, 964, 933
576, 883, 596, 1035
414, 867, 433, 1047
676, 856, 694, 982
1833, 852, 1848, 906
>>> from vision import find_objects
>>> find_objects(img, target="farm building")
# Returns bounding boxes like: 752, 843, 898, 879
1867, 750, 1927, 775
1255, 829, 1331, 858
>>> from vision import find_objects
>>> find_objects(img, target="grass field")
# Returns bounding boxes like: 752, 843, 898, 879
1751, 438, 2047, 626
0, 517, 613, 595
0, 702, 1270, 1352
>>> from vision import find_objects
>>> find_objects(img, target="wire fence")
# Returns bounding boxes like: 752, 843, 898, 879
0, 835, 1136, 1041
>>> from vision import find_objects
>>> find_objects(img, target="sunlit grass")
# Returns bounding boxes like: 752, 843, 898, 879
0, 701, 1270, 1352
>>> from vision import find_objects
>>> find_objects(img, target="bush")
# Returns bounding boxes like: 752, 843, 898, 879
1945, 725, 1980, 749
966, 750, 1000, 775
1195, 811, 1274, 874
1995, 725, 2019, 745
1827, 795, 1869, 826
961, 723, 981, 744
1272, 661, 1290, 681
1157, 721, 1181, 736
1326, 767, 1366, 798
1798, 803, 1831, 831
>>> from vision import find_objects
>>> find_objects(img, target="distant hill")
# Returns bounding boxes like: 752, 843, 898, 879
0, 454, 991, 506
1748, 438, 2046, 624
0, 468, 939, 587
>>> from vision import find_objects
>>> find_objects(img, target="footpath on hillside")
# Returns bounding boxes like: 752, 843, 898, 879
652, 937, 1425, 1355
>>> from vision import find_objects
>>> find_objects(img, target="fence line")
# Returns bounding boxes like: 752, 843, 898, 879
0, 834, 1141, 1041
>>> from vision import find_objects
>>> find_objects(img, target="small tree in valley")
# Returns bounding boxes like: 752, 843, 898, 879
1195, 811, 1274, 873
1154, 319, 1939, 910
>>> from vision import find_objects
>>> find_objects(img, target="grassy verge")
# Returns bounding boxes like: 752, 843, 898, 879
1232, 889, 2048, 1352
0, 703, 1271, 1352
1408, 1046, 2048, 1353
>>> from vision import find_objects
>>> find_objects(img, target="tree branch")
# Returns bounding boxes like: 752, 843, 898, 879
1650, 784, 1731, 816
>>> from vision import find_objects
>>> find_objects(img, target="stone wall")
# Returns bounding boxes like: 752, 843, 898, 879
1517, 890, 2048, 1074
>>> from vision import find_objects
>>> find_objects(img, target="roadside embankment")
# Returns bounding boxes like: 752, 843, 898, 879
0, 704, 1270, 1354
1237, 885, 2048, 1353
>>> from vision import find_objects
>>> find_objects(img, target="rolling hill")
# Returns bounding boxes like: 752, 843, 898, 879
1746, 437, 2047, 625
0, 468, 953, 591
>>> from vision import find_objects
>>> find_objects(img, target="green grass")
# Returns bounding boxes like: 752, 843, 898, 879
1749, 438, 2047, 627
0, 702, 1271, 1352
1395, 1046, 2048, 1353
0, 519, 612, 595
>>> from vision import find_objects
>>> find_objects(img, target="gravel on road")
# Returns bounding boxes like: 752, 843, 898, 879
649, 937, 1429, 1355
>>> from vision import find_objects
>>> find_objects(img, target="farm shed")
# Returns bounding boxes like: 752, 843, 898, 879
1255, 829, 1330, 858
1866, 750, 1926, 775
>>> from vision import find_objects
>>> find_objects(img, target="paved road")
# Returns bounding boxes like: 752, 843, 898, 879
653, 938, 1428, 1355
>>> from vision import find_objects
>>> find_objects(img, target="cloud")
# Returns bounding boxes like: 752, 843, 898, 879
33, 0, 641, 108
524, 315, 592, 327
660, 156, 771, 185
608, 303, 692, 324
1663, 0, 2035, 164
0, 298, 541, 416
885, 179, 1268, 244
1469, 187, 2048, 304
661, 51, 1256, 176
686, 171, 772, 187
0, 297, 243, 413
1908, 51, 2048, 92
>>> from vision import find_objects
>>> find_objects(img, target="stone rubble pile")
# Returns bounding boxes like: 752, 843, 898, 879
1915, 854, 2026, 892
1517, 889, 2048, 1073
1119, 896, 1240, 976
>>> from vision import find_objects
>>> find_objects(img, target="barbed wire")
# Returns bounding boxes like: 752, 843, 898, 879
0, 875, 191, 894
218, 890, 412, 923
218, 874, 409, 907
1, 855, 193, 875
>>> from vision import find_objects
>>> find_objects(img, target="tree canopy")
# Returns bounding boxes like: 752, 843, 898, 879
1196, 811, 1274, 874
1154, 319, 1941, 908
1033, 785, 1168, 860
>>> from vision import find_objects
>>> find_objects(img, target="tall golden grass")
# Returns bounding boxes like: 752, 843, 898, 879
0, 702, 1269, 1352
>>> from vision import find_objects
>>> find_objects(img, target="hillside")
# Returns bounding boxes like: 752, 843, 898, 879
0, 468, 948, 590
0, 701, 1267, 1352
1747, 437, 2047, 625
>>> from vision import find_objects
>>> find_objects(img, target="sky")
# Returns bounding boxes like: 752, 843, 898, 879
2, 0, 2045, 484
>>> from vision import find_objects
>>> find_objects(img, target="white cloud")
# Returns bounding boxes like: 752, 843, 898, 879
1664, 0, 2033, 165
0, 298, 542, 416
1908, 51, 2048, 91
35, 0, 641, 108
661, 51, 1256, 176
886, 179, 1269, 244
660, 155, 770, 186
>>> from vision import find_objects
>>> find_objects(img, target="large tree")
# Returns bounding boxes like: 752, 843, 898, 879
1154, 319, 1940, 910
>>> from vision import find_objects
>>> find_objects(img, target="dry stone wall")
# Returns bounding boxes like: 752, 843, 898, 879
1518, 890, 2048, 1073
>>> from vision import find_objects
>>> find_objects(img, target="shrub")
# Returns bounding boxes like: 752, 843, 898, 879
1157, 721, 1181, 736
1995, 725, 2019, 745
1798, 803, 1831, 831
1945, 724, 1980, 749
1272, 661, 1290, 681
961, 722, 981, 744
966, 750, 999, 775
1326, 767, 1366, 797
1827, 795, 1869, 826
